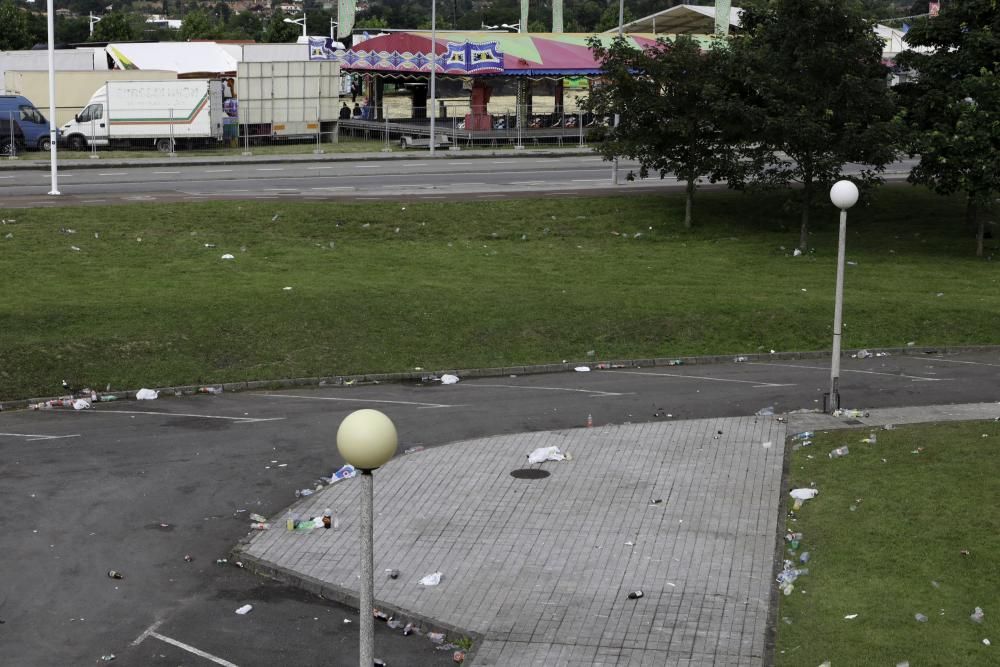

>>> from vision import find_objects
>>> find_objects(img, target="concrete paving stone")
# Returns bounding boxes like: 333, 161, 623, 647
238, 417, 784, 665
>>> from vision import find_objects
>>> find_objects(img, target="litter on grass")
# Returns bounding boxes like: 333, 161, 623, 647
790, 488, 819, 501
844, 614, 858, 620
135, 388, 158, 400
527, 446, 568, 464
971, 607, 985, 623
221, 254, 235, 260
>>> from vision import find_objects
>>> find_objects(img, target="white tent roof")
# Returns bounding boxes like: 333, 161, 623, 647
608, 5, 743, 34
106, 42, 238, 75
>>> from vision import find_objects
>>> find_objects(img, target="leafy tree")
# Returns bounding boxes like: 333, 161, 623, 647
729, 0, 899, 250
584, 35, 741, 227
91, 11, 138, 41
896, 0, 1000, 257
262, 9, 302, 42
224, 12, 263, 40
0, 0, 34, 50
57, 16, 91, 44
179, 8, 219, 40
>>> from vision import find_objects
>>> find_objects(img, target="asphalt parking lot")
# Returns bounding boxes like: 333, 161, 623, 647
1, 349, 998, 666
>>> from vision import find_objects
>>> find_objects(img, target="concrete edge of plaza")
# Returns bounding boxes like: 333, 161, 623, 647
229, 537, 486, 663
3, 343, 997, 412
0, 147, 596, 171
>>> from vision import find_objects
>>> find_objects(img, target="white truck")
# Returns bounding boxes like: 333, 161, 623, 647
236, 60, 340, 141
60, 79, 225, 152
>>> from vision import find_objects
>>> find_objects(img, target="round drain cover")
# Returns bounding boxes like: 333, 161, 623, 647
510, 468, 551, 480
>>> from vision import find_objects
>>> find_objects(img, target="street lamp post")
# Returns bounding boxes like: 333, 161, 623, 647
611, 0, 623, 186
330, 18, 337, 39
88, 12, 102, 37
46, 0, 59, 195
429, 0, 437, 156
827, 180, 859, 413
284, 15, 307, 38
336, 409, 398, 667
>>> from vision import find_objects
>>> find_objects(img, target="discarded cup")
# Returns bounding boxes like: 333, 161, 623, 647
829, 446, 850, 459
971, 607, 985, 624
915, 613, 928, 623
403, 623, 416, 636
107, 570, 124, 579
453, 651, 466, 663
427, 632, 446, 644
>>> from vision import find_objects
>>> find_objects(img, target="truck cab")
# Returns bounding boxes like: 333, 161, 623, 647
0, 95, 55, 151
61, 88, 108, 150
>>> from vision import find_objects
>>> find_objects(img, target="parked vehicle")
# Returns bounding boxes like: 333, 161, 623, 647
0, 117, 27, 157
60, 80, 225, 152
0, 95, 55, 151
236, 60, 340, 140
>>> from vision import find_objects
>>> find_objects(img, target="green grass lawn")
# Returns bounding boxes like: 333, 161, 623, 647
1, 186, 998, 399
776, 421, 1000, 665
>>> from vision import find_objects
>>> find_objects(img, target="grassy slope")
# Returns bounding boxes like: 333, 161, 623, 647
1, 186, 998, 399
777, 421, 1000, 665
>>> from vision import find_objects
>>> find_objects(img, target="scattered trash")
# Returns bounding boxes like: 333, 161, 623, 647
931, 580, 940, 588
373, 609, 389, 621
453, 650, 466, 663
249, 513, 267, 523
829, 446, 850, 459
735, 356, 748, 363
574, 366, 591, 372
386, 569, 400, 579
855, 349, 871, 359
971, 607, 985, 624
907, 341, 916, 346
282, 286, 293, 291
135, 388, 158, 400
427, 632, 446, 644
70, 245, 81, 252
627, 590, 644, 599
624, 541, 635, 547
72, 398, 91, 410
793, 248, 802, 257
786, 532, 802, 550
440, 374, 460, 385
403, 446, 426, 455
235, 604, 253, 615
832, 408, 869, 418
649, 498, 663, 505
197, 386, 223, 395
250, 522, 269, 530
844, 614, 858, 620
911, 447, 925, 455
762, 441, 773, 449
99, 654, 115, 662
755, 406, 775, 416
184, 554, 193, 562
984, 639, 991, 646
322, 509, 334, 530
387, 619, 403, 629
792, 432, 814, 441
419, 572, 443, 586
586, 413, 593, 428
666, 359, 684, 366
961, 549, 971, 556
107, 570, 124, 579
321, 464, 357, 484
790, 488, 819, 501
799, 552, 810, 563
862, 432, 878, 444
403, 623, 416, 636
527, 446, 568, 464
221, 254, 235, 260
294, 489, 314, 498
343, 619, 352, 624
215, 558, 228, 565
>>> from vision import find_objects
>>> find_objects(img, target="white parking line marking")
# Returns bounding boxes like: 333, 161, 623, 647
461, 383, 628, 397
358, 165, 379, 168
925, 357, 1000, 368
572, 179, 607, 182
83, 410, 284, 423
262, 394, 459, 409
0, 432, 81, 441
205, 169, 233, 173
153, 171, 180, 175
257, 168, 284, 171
308, 166, 334, 170
132, 622, 239, 667
748, 361, 948, 381
0, 175, 13, 179
614, 370, 795, 388
98, 172, 127, 176
311, 186, 353, 191
404, 162, 428, 166
511, 181, 546, 185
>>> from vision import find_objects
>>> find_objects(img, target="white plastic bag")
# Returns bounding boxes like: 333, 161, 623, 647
790, 488, 819, 501
72, 398, 92, 410
234, 604, 253, 615
574, 366, 591, 372
440, 374, 459, 385
527, 446, 566, 464
419, 571, 442, 586
135, 388, 158, 400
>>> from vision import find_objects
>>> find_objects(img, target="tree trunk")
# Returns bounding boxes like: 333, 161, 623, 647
684, 178, 695, 229
799, 178, 812, 251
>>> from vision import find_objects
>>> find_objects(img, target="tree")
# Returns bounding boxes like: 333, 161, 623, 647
896, 1, 1000, 257
262, 9, 301, 42
729, 0, 899, 250
91, 11, 138, 41
584, 35, 742, 227
179, 8, 219, 40
0, 0, 34, 50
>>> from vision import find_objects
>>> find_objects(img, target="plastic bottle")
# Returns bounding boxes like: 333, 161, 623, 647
286, 512, 294, 531
829, 446, 850, 459
107, 570, 123, 579
322, 509, 332, 529
792, 431, 814, 441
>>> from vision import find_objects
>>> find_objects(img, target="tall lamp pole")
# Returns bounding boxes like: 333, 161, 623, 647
284, 15, 307, 38
611, 0, 623, 186
827, 180, 859, 413
429, 0, 437, 156
46, 0, 59, 195
336, 409, 398, 667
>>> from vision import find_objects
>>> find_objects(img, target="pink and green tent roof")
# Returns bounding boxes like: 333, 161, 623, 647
309, 31, 703, 76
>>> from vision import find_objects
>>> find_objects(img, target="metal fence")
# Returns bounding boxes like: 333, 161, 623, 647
2, 100, 603, 160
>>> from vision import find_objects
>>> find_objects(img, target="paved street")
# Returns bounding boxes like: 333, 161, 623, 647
1, 348, 998, 665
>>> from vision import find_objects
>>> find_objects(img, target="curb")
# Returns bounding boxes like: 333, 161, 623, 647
2, 343, 996, 413
230, 539, 483, 663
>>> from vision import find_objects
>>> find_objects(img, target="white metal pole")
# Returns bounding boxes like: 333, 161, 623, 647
46, 0, 59, 195
829, 209, 847, 412
429, 0, 437, 156
358, 470, 375, 667
303, 14, 307, 38
611, 0, 623, 186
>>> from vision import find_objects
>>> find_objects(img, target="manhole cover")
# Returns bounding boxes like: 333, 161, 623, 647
510, 468, 551, 480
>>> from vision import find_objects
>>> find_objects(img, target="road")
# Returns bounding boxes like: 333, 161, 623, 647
0, 349, 997, 666
0, 153, 918, 206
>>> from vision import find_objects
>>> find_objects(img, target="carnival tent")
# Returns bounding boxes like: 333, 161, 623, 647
309, 31, 694, 78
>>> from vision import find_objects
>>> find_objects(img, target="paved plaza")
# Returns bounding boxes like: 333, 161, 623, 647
238, 416, 786, 666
